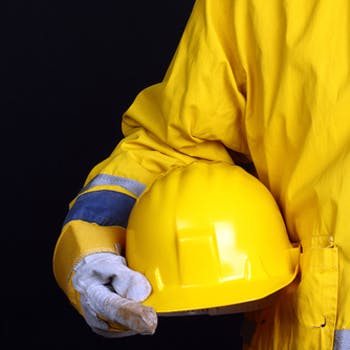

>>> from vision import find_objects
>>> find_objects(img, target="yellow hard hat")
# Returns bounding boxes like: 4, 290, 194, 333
126, 161, 300, 314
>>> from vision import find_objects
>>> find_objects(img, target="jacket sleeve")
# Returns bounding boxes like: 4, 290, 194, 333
53, 0, 248, 310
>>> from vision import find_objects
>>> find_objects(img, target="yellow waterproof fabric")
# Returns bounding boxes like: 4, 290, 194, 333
53, 0, 350, 348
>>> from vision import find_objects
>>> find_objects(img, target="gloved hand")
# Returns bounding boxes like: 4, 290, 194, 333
72, 252, 157, 337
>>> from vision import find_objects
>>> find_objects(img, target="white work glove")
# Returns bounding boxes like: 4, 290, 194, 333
72, 252, 157, 337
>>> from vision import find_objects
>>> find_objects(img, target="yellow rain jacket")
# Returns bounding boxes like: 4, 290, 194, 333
53, 0, 350, 348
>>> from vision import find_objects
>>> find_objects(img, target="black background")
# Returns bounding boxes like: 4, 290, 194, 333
3, 1, 243, 348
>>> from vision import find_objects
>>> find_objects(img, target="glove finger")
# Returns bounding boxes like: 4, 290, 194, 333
81, 294, 141, 337
87, 284, 157, 334
80, 294, 109, 331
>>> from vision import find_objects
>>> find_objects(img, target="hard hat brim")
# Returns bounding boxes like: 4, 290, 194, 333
142, 246, 300, 314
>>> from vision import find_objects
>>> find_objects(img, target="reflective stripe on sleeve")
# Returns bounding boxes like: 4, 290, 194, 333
63, 190, 135, 228
334, 330, 350, 350
81, 174, 146, 197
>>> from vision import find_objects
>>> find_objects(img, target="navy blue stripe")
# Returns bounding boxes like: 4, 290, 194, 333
63, 190, 136, 227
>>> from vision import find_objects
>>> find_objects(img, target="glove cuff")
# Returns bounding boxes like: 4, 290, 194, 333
53, 220, 126, 310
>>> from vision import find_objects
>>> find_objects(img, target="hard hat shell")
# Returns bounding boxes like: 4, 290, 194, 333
126, 161, 300, 314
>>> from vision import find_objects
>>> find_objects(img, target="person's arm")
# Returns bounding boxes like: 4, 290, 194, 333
53, 0, 248, 335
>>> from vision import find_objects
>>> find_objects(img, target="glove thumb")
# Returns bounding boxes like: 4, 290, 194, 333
110, 263, 153, 302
